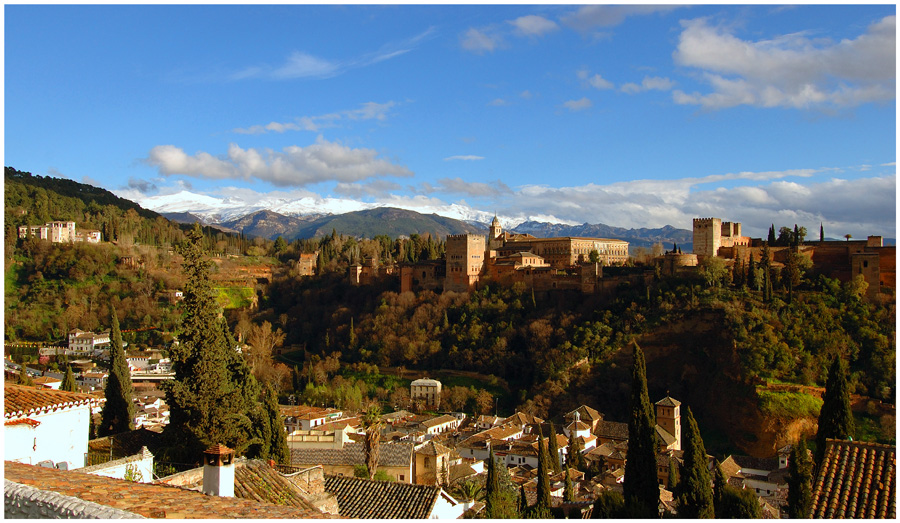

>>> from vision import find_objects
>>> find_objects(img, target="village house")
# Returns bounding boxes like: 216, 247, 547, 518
290, 441, 416, 484
324, 474, 467, 519
4, 384, 97, 470
410, 377, 442, 409
414, 440, 454, 486
67, 329, 111, 355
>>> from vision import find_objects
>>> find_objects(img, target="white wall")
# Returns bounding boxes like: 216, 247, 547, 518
4, 404, 91, 469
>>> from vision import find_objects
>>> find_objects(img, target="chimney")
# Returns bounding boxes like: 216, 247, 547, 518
202, 444, 235, 497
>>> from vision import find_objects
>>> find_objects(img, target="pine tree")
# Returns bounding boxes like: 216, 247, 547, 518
536, 432, 552, 510
676, 406, 714, 518
623, 342, 659, 516
815, 357, 855, 465
787, 438, 813, 519
99, 308, 135, 437
61, 365, 77, 392
547, 423, 562, 474
160, 223, 259, 462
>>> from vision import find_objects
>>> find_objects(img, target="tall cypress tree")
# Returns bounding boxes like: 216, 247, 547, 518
676, 407, 714, 518
768, 224, 777, 244
713, 459, 727, 518
815, 357, 855, 465
61, 365, 77, 392
566, 427, 586, 472
547, 423, 562, 474
161, 223, 257, 463
536, 432, 552, 510
787, 438, 813, 519
263, 383, 290, 465
99, 308, 135, 437
820, 222, 825, 242
484, 448, 517, 518
623, 342, 659, 516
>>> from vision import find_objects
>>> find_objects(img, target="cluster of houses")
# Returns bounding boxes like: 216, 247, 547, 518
4, 378, 896, 518
16, 220, 102, 244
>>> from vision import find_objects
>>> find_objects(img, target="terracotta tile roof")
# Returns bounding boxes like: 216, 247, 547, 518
597, 420, 629, 441
421, 414, 458, 428
655, 396, 681, 407
324, 475, 442, 518
4, 461, 331, 518
4, 384, 96, 417
567, 420, 592, 432
503, 412, 543, 426
291, 441, 414, 468
416, 440, 452, 456
809, 439, 896, 519
565, 405, 603, 423
159, 459, 322, 512
731, 454, 779, 473
5, 418, 41, 427
655, 425, 676, 446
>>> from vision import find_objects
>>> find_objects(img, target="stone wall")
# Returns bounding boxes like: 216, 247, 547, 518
4, 479, 143, 519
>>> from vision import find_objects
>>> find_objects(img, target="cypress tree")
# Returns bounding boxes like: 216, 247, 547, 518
563, 470, 576, 502
518, 484, 529, 515
161, 223, 258, 462
820, 222, 825, 242
536, 432, 552, 510
676, 406, 714, 518
815, 357, 855, 465
668, 457, 680, 492
768, 224, 777, 245
787, 438, 813, 518
485, 448, 516, 518
99, 308, 135, 437
547, 423, 562, 474
566, 427, 586, 472
18, 363, 33, 386
712, 459, 727, 518
623, 342, 659, 516
61, 365, 77, 392
263, 383, 291, 465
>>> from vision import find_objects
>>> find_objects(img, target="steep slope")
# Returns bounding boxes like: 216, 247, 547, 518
219, 210, 323, 239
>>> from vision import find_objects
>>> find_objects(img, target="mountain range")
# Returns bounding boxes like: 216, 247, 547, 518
163, 206, 693, 250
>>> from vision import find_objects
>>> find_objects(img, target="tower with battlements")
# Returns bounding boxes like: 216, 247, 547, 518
445, 234, 486, 292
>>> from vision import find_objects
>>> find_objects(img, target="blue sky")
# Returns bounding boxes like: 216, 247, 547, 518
4, 3, 896, 239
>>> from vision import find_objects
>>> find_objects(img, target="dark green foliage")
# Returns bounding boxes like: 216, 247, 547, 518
623, 342, 659, 517
566, 427, 586, 472
815, 357, 855, 465
547, 423, 562, 474
717, 486, 762, 518
18, 364, 33, 386
99, 308, 135, 437
768, 224, 777, 245
592, 489, 625, 518
787, 438, 813, 518
160, 224, 260, 463
564, 471, 576, 502
675, 407, 714, 518
61, 366, 77, 392
518, 485, 528, 515
667, 458, 680, 492
713, 459, 727, 518
536, 432, 552, 510
484, 448, 518, 518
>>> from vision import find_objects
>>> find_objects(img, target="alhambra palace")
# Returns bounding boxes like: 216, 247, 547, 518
343, 216, 895, 299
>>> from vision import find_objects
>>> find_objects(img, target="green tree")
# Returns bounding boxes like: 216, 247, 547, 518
623, 342, 659, 516
712, 459, 727, 518
273, 235, 287, 254
160, 224, 258, 462
262, 382, 290, 465
18, 364, 33, 386
589, 249, 600, 263
547, 423, 562, 474
485, 448, 517, 518
99, 308, 135, 437
667, 458, 680, 492
564, 470, 576, 502
61, 365, 77, 392
787, 438, 813, 519
815, 357, 855, 465
718, 487, 762, 518
566, 426, 586, 472
768, 224, 777, 245
536, 431, 552, 510
675, 406, 714, 518
592, 490, 625, 518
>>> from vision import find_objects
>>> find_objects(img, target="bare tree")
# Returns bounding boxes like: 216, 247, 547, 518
245, 320, 286, 378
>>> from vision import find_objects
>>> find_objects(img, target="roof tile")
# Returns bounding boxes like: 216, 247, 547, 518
809, 439, 895, 519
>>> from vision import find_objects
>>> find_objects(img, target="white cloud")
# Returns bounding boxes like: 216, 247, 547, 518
426, 177, 512, 198
489, 98, 509, 107
272, 51, 340, 79
144, 136, 413, 188
232, 101, 396, 135
673, 15, 896, 109
561, 5, 679, 33
334, 180, 404, 199
563, 97, 593, 111
444, 155, 485, 161
509, 15, 559, 37
461, 28, 501, 53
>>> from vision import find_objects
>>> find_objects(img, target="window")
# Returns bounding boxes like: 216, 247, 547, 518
400, 475, 405, 481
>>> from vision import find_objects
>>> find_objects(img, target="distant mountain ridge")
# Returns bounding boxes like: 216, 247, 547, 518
511, 221, 694, 250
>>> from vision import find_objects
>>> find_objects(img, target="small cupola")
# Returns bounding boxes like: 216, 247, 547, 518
202, 444, 235, 497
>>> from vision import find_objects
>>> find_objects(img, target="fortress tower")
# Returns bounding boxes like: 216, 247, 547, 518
655, 396, 681, 451
445, 234, 486, 292
693, 217, 749, 259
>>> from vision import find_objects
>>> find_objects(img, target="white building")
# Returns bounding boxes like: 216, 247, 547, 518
68, 329, 111, 354
17, 221, 77, 243
410, 378, 442, 409
4, 384, 96, 469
